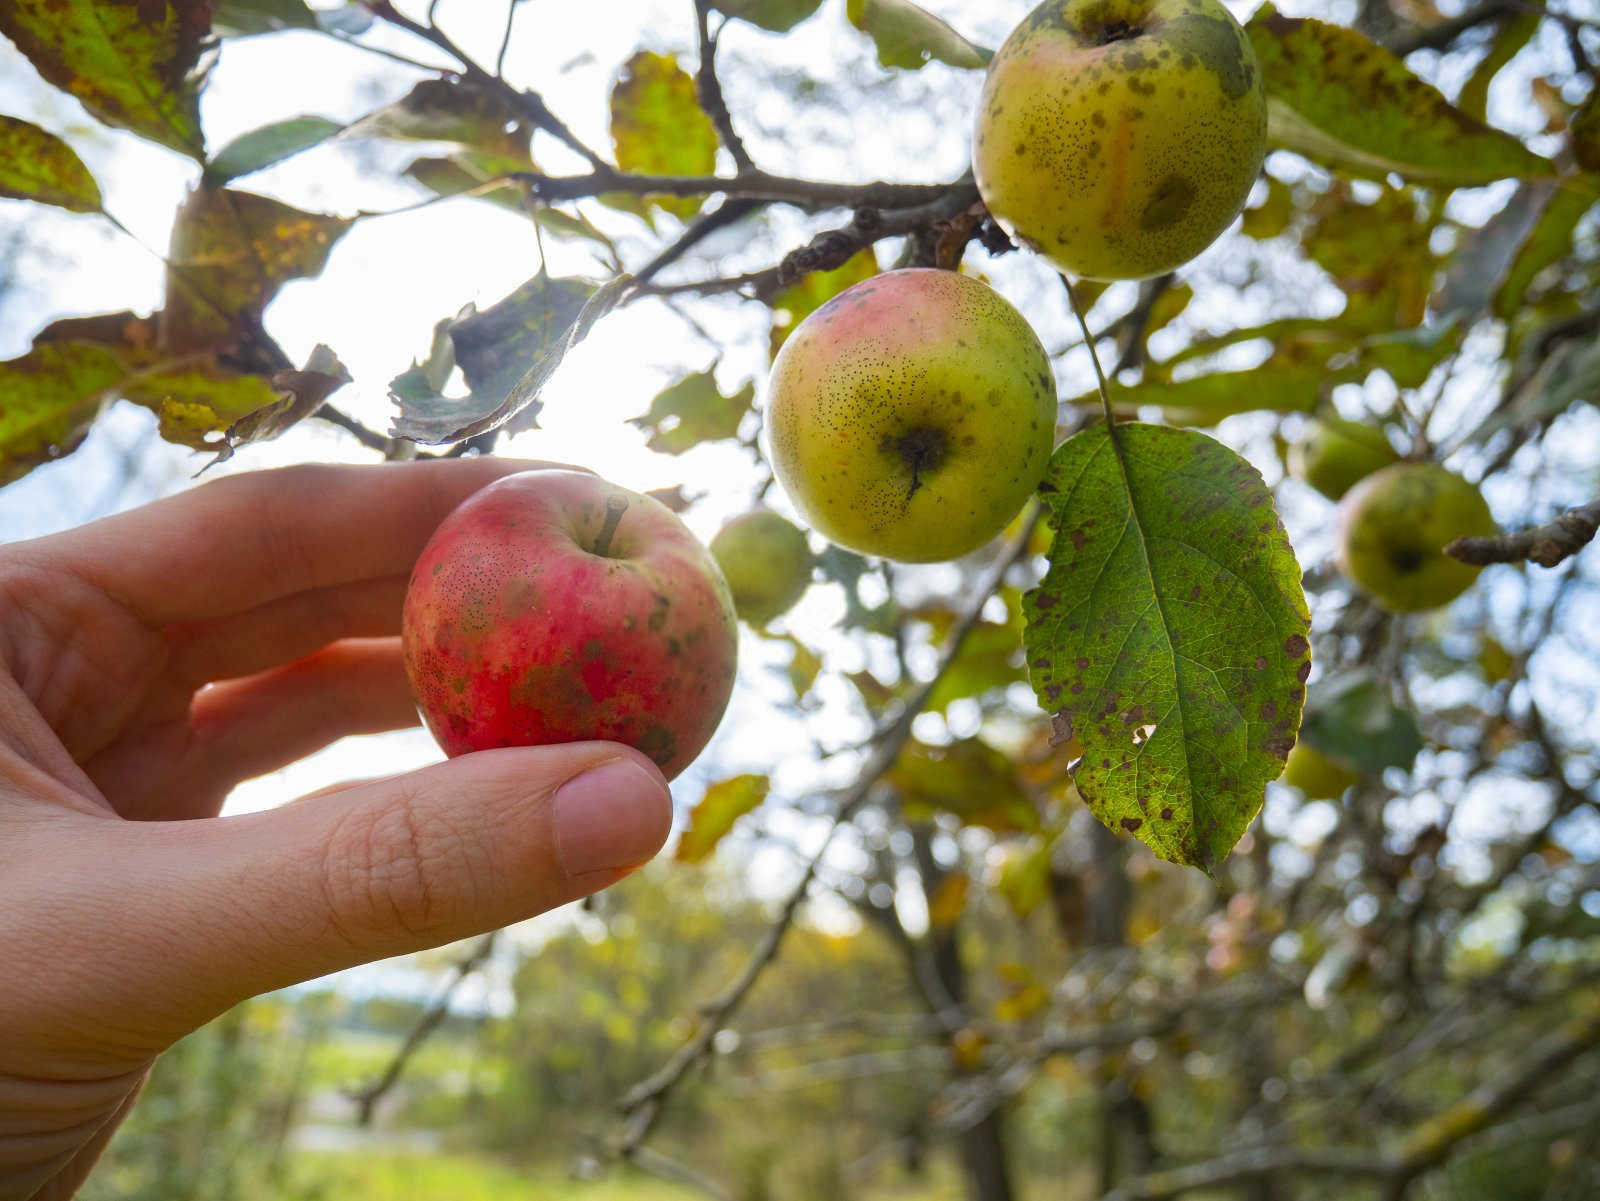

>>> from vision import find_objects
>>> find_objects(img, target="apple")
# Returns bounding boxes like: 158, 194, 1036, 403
1289, 416, 1401, 501
710, 507, 815, 626
973, 0, 1267, 281
1279, 741, 1358, 799
401, 469, 738, 779
765, 268, 1056, 563
1336, 463, 1497, 613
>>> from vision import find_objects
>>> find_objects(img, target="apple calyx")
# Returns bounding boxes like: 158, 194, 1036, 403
1097, 19, 1141, 43
593, 494, 629, 558
883, 426, 948, 501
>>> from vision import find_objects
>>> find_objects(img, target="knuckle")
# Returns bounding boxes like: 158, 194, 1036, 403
319, 785, 478, 944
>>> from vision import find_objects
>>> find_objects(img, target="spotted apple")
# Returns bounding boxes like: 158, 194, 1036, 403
401, 469, 738, 779
973, 0, 1267, 280
764, 268, 1056, 563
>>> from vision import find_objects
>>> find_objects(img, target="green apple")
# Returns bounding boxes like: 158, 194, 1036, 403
1289, 417, 1401, 501
1337, 463, 1497, 612
710, 508, 815, 626
764, 268, 1056, 563
973, 0, 1267, 281
1280, 741, 1358, 799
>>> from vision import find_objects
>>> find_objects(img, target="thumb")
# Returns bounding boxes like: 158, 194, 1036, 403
141, 742, 672, 1020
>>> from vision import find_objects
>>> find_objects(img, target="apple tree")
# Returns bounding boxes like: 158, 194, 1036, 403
2, 1, 1598, 1198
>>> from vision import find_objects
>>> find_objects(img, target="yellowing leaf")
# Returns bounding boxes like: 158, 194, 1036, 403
0, 116, 101, 212
890, 737, 1038, 833
768, 248, 878, 359
926, 872, 969, 928
1024, 424, 1310, 871
161, 187, 352, 353
0, 0, 210, 158
609, 51, 719, 220
0, 342, 122, 484
676, 774, 770, 863
343, 77, 528, 159
1246, 4, 1551, 186
629, 368, 754, 454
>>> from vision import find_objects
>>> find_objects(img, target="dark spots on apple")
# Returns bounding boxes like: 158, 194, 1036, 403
647, 592, 671, 631
1141, 173, 1195, 230
637, 724, 677, 768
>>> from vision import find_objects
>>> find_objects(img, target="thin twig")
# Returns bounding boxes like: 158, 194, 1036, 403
694, 0, 753, 171
315, 404, 396, 455
515, 165, 958, 210
1445, 498, 1600, 567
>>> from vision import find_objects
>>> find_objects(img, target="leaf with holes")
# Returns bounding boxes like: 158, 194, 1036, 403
608, 51, 719, 220
0, 0, 210, 158
161, 186, 352, 353
676, 774, 770, 863
390, 273, 631, 444
1023, 422, 1310, 872
846, 0, 991, 70
1246, 5, 1551, 186
0, 116, 101, 212
629, 368, 754, 454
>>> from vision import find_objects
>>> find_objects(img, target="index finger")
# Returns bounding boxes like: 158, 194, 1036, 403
18, 458, 564, 624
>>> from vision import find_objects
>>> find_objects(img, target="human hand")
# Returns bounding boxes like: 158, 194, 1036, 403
0, 460, 673, 1200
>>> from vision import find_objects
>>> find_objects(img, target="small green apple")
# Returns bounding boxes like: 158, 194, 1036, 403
710, 508, 815, 626
765, 268, 1056, 563
1337, 463, 1497, 612
1280, 741, 1358, 799
1289, 417, 1401, 501
973, 0, 1267, 281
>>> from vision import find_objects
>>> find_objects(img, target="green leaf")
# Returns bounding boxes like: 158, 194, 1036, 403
629, 368, 754, 454
1298, 671, 1421, 774
1574, 88, 1600, 174
676, 774, 770, 863
0, 0, 210, 158
996, 836, 1053, 918
1245, 4, 1552, 186
212, 0, 318, 36
390, 273, 632, 445
343, 77, 528, 158
1360, 320, 1462, 390
160, 186, 352, 353
0, 115, 101, 212
1023, 423, 1310, 871
204, 115, 343, 185
403, 150, 530, 212
768, 248, 878, 358
918, 589, 1026, 713
1301, 185, 1433, 331
1493, 181, 1596, 320
609, 51, 719, 220
1080, 363, 1336, 425
0, 341, 123, 483
889, 738, 1038, 833
1457, 9, 1540, 123
713, 0, 824, 31
845, 0, 991, 70
124, 364, 289, 451
1240, 175, 1295, 240
765, 632, 822, 700
185, 345, 352, 472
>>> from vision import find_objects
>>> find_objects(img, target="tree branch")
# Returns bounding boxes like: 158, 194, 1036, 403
694, 0, 753, 171
1445, 498, 1599, 568
615, 508, 1043, 1151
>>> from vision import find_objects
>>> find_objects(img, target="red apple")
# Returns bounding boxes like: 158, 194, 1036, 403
401, 469, 738, 779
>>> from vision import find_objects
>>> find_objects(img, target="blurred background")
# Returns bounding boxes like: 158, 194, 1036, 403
2, 0, 1597, 1198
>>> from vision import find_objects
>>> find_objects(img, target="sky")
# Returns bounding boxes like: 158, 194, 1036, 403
1, 0, 1597, 1006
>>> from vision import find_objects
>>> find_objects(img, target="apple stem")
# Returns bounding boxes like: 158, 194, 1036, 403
594, 495, 629, 557
1063, 274, 1115, 428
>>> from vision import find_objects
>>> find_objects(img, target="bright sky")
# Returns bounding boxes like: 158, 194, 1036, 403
2, 0, 1597, 1004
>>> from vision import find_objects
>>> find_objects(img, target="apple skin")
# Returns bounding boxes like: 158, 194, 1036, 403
973, 0, 1267, 281
1280, 742, 1358, 799
401, 469, 738, 779
765, 268, 1056, 563
1289, 417, 1401, 501
710, 508, 815, 626
1336, 463, 1497, 613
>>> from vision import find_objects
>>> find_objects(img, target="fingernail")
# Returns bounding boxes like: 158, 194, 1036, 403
552, 758, 671, 877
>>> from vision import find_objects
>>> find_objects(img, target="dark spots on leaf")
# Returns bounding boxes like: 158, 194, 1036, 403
1284, 634, 1309, 658
1264, 736, 1294, 761
1034, 591, 1058, 611
1160, 807, 1173, 821
1037, 478, 1059, 493
1032, 656, 1052, 670
1075, 657, 1090, 670
1070, 527, 1088, 549
1121, 817, 1142, 832
1253, 656, 1267, 671
1044, 684, 1062, 701
1297, 660, 1312, 683
1261, 700, 1277, 721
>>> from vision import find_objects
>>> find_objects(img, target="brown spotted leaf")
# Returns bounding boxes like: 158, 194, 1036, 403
629, 367, 754, 455
0, 116, 102, 212
608, 51, 719, 220
1246, 4, 1551, 186
676, 773, 769, 863
160, 186, 352, 353
1023, 423, 1310, 872
0, 0, 210, 158
0, 342, 124, 483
